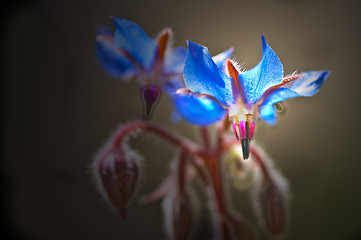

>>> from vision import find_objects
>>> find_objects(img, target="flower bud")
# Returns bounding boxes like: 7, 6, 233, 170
227, 213, 256, 240
141, 85, 161, 120
93, 142, 141, 218
251, 164, 288, 238
162, 188, 196, 240
225, 145, 256, 190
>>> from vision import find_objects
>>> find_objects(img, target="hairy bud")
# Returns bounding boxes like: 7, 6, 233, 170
225, 145, 256, 190
227, 213, 256, 240
258, 180, 286, 237
251, 148, 289, 238
93, 140, 141, 218
162, 188, 196, 240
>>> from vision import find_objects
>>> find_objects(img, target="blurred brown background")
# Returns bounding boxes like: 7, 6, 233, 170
2, 0, 361, 239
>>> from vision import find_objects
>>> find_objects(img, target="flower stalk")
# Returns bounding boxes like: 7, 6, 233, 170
94, 17, 329, 240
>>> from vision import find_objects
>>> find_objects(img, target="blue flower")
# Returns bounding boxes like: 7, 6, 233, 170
175, 36, 330, 158
165, 47, 234, 125
95, 17, 187, 118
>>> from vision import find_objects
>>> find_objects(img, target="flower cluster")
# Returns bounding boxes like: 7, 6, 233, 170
93, 17, 330, 240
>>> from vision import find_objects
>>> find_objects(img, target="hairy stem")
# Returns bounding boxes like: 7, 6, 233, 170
202, 122, 231, 240
199, 127, 210, 152
250, 144, 270, 181
110, 121, 203, 159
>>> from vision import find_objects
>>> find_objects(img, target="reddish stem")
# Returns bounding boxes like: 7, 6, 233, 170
215, 122, 225, 155
110, 121, 203, 159
199, 127, 210, 151
177, 151, 187, 194
201, 121, 231, 240
206, 156, 230, 240
250, 144, 271, 180
138, 174, 176, 205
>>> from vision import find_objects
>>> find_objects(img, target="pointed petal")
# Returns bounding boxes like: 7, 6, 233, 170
164, 46, 187, 74
112, 18, 157, 70
212, 47, 234, 70
95, 28, 138, 79
259, 105, 277, 125
165, 86, 227, 125
238, 35, 284, 104
261, 70, 330, 106
183, 41, 234, 106
287, 70, 330, 97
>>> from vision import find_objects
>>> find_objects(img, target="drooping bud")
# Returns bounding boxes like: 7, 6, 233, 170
141, 85, 161, 120
93, 141, 141, 218
251, 145, 289, 238
162, 188, 196, 240
227, 213, 257, 240
257, 180, 287, 237
225, 145, 256, 190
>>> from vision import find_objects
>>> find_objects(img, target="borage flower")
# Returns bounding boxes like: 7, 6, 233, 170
96, 17, 187, 119
166, 47, 234, 125
173, 36, 330, 159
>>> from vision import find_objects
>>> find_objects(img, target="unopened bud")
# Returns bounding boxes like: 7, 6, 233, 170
251, 162, 288, 238
259, 180, 286, 237
141, 85, 161, 120
225, 145, 256, 190
227, 213, 256, 240
162, 188, 196, 240
93, 143, 141, 218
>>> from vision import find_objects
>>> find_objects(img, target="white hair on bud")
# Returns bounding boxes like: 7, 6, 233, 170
90, 133, 114, 204
162, 187, 177, 240
225, 144, 257, 190
89, 123, 144, 213
250, 144, 289, 238
161, 185, 199, 240
121, 138, 143, 165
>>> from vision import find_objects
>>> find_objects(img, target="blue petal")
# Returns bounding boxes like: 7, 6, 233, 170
95, 29, 138, 79
261, 70, 330, 106
238, 35, 284, 104
183, 41, 234, 106
170, 92, 228, 126
289, 71, 330, 97
261, 88, 299, 106
259, 105, 277, 125
212, 47, 234, 70
164, 46, 187, 74
112, 18, 157, 70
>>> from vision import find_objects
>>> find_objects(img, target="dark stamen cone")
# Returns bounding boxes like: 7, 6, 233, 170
141, 86, 161, 120
241, 138, 250, 159
245, 121, 251, 139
